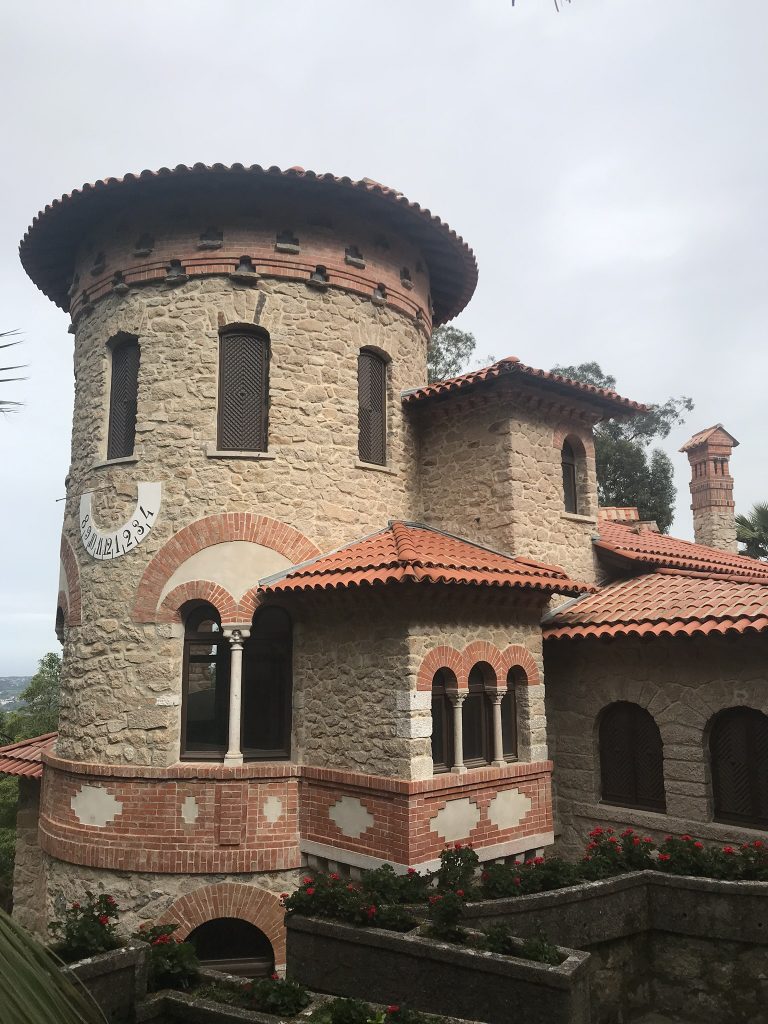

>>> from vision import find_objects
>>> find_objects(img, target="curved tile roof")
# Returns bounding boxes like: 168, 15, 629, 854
402, 357, 648, 414
0, 732, 56, 778
19, 163, 478, 325
262, 521, 593, 596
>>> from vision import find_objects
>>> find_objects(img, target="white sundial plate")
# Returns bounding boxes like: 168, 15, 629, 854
79, 482, 162, 560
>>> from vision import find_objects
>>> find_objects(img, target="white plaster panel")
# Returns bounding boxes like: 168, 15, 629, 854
158, 541, 292, 605
430, 797, 481, 843
488, 788, 532, 831
70, 785, 123, 828
263, 796, 283, 823
329, 797, 375, 839
181, 796, 199, 825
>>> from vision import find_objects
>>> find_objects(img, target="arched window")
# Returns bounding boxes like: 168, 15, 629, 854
431, 669, 456, 772
181, 604, 230, 759
187, 918, 274, 977
218, 327, 269, 452
463, 663, 494, 767
358, 349, 387, 465
710, 707, 768, 829
599, 702, 666, 812
107, 334, 140, 460
561, 440, 578, 514
501, 668, 519, 760
241, 606, 292, 759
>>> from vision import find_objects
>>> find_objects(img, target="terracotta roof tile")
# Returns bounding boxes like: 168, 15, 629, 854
595, 521, 768, 580
0, 732, 56, 779
402, 358, 647, 414
543, 573, 768, 641
262, 522, 593, 596
679, 423, 739, 452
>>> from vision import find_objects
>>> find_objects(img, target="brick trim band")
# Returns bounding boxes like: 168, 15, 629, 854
417, 641, 541, 691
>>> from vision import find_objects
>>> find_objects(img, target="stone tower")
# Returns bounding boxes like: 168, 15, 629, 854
680, 424, 739, 552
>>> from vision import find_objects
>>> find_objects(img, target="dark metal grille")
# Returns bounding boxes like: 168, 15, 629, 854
562, 440, 578, 514
358, 350, 387, 465
107, 337, 140, 460
218, 331, 269, 451
599, 701, 666, 812
711, 708, 768, 829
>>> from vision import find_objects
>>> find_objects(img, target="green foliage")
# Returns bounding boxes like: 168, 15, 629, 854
360, 863, 431, 905
49, 892, 121, 963
735, 503, 768, 560
435, 842, 479, 892
15, 653, 61, 739
248, 976, 311, 1016
483, 924, 563, 964
311, 997, 432, 1024
131, 923, 199, 991
581, 826, 656, 879
551, 362, 693, 533
426, 890, 466, 943
427, 326, 476, 383
0, 777, 19, 912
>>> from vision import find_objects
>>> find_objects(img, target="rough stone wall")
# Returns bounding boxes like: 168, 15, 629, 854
693, 505, 738, 553
545, 633, 768, 856
11, 779, 48, 938
415, 390, 599, 584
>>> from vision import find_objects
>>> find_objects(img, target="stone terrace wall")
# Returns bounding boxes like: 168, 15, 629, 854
11, 778, 48, 938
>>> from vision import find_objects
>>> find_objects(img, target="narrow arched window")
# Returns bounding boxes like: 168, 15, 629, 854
241, 606, 292, 759
501, 668, 519, 760
710, 707, 768, 829
561, 440, 578, 514
107, 334, 140, 460
218, 327, 269, 452
599, 702, 666, 811
358, 349, 387, 465
181, 604, 230, 759
431, 669, 456, 772
463, 663, 494, 766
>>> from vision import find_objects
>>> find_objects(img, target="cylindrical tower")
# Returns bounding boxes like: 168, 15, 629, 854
18, 164, 477, 966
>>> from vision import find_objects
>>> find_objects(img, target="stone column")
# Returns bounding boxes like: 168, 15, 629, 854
223, 628, 250, 766
490, 691, 506, 767
449, 692, 467, 774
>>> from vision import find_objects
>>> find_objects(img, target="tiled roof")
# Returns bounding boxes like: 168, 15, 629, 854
19, 163, 477, 325
595, 521, 768, 581
597, 507, 641, 523
679, 423, 739, 452
0, 732, 56, 778
543, 572, 768, 640
262, 521, 593, 596
402, 358, 648, 414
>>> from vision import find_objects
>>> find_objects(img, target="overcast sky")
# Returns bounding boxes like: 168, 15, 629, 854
1, 0, 767, 675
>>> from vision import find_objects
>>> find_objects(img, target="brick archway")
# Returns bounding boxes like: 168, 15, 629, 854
500, 644, 541, 686
416, 645, 464, 691
552, 422, 595, 460
60, 535, 82, 625
158, 882, 286, 968
157, 581, 240, 624
133, 514, 320, 623
462, 640, 505, 687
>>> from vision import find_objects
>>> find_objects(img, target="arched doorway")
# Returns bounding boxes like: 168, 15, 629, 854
187, 917, 275, 976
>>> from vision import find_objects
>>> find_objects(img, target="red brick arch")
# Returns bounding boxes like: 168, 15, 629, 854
60, 535, 82, 625
462, 641, 505, 688
500, 644, 541, 686
157, 581, 239, 624
157, 882, 286, 968
553, 422, 595, 461
133, 514, 320, 623
416, 645, 464, 691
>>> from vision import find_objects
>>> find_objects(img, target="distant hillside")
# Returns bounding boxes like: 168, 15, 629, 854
0, 677, 30, 710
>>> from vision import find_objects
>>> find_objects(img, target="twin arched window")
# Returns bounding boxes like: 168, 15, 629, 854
430, 664, 518, 773
218, 328, 270, 452
710, 707, 768, 829
181, 603, 291, 761
599, 702, 666, 812
107, 334, 140, 460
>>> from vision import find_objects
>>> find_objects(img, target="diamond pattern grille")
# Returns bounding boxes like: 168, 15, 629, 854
107, 337, 140, 460
218, 331, 269, 452
358, 350, 386, 465
599, 702, 666, 812
711, 708, 768, 828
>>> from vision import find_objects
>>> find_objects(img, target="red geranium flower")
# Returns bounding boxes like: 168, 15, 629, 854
305, 887, 315, 896
330, 873, 340, 881
271, 973, 280, 981
723, 846, 736, 855
513, 876, 521, 886
366, 905, 377, 918
643, 837, 654, 844
680, 834, 692, 842
71, 902, 80, 910
632, 837, 640, 846
694, 842, 703, 850
658, 853, 671, 862
407, 867, 416, 875
456, 889, 464, 898
481, 870, 489, 881
98, 914, 109, 925
387, 1006, 400, 1014
754, 841, 764, 849
533, 856, 545, 865
303, 876, 313, 885
622, 828, 634, 837
454, 842, 462, 849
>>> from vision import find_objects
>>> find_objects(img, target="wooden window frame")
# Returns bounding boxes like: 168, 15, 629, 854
180, 604, 230, 761
217, 327, 270, 453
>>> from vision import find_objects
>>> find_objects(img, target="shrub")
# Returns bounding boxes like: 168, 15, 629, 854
311, 997, 431, 1024
735, 839, 768, 881
581, 827, 656, 879
483, 923, 563, 964
426, 890, 466, 943
654, 834, 711, 877
48, 892, 121, 962
282, 872, 417, 931
436, 843, 479, 893
361, 864, 431, 905
131, 923, 199, 991
249, 975, 311, 1016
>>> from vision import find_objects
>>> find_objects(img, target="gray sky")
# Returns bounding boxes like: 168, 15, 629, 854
1, 0, 767, 675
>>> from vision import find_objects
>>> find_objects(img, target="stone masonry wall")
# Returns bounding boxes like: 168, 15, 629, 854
11, 779, 48, 938
545, 633, 768, 856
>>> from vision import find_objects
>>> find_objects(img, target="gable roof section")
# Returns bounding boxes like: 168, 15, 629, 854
543, 572, 768, 641
262, 521, 593, 596
680, 424, 740, 452
402, 357, 648, 415
594, 520, 768, 581
0, 732, 56, 778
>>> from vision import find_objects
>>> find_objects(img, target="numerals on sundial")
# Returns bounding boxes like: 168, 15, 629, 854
79, 482, 162, 560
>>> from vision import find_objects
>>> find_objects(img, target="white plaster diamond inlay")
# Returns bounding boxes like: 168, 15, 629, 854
431, 798, 481, 843
70, 785, 123, 828
181, 796, 199, 825
488, 788, 532, 831
329, 797, 374, 839
263, 796, 283, 823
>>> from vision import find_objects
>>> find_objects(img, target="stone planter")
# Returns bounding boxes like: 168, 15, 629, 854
63, 943, 148, 1024
286, 915, 591, 1024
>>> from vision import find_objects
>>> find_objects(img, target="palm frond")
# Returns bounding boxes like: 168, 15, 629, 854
0, 332, 25, 412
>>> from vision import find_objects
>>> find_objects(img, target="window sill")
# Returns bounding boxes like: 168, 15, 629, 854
206, 446, 276, 461
355, 459, 396, 475
560, 512, 597, 524
91, 455, 139, 470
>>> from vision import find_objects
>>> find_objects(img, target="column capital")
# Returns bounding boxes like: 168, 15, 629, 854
448, 691, 467, 708
223, 626, 251, 646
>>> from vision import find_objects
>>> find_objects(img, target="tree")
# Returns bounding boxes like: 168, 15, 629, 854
0, 332, 23, 413
12, 653, 61, 740
735, 503, 768, 560
428, 326, 477, 383
551, 362, 693, 534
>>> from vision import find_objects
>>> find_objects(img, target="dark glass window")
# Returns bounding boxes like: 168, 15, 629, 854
241, 606, 292, 759
181, 605, 230, 758
358, 350, 387, 465
463, 664, 493, 766
599, 702, 666, 812
501, 668, 518, 760
431, 669, 455, 772
218, 328, 269, 451
107, 335, 140, 460
710, 707, 768, 829
187, 918, 274, 978
562, 440, 578, 514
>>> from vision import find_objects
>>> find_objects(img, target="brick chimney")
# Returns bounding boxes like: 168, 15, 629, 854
680, 424, 739, 552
